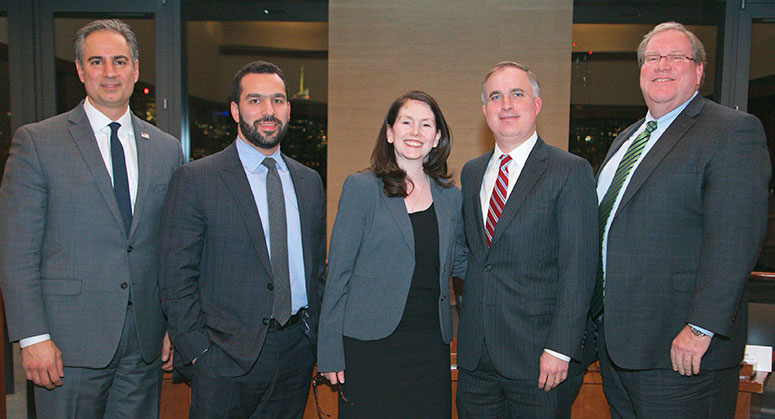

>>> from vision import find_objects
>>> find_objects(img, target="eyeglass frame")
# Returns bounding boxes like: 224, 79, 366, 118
642, 54, 696, 66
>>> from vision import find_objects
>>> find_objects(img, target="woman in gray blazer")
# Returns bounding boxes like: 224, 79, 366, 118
318, 91, 467, 418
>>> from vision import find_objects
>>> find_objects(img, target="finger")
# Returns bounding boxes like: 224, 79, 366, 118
337, 371, 345, 384
37, 369, 54, 390
692, 355, 701, 375
537, 371, 548, 390
48, 365, 63, 387
56, 353, 65, 379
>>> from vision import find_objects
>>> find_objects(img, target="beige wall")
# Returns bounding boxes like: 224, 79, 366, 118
328, 0, 573, 233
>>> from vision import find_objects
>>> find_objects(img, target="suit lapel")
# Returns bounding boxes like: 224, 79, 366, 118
219, 143, 273, 276
68, 104, 128, 236
467, 151, 491, 250
285, 154, 313, 282
431, 182, 450, 270
384, 184, 414, 252
129, 114, 152, 238
490, 138, 548, 246
598, 120, 642, 181
615, 96, 703, 217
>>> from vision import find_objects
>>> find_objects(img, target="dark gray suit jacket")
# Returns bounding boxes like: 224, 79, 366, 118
316, 171, 467, 373
601, 95, 770, 371
0, 103, 183, 367
458, 137, 598, 380
159, 141, 326, 377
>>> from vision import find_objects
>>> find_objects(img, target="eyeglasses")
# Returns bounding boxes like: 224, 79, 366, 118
311, 373, 353, 418
643, 54, 695, 65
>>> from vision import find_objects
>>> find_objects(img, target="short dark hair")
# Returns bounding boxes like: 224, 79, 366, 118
75, 19, 139, 66
230, 61, 288, 104
370, 91, 454, 197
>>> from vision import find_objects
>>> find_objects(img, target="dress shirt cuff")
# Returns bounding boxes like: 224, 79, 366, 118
544, 349, 571, 362
20, 334, 51, 348
688, 324, 715, 338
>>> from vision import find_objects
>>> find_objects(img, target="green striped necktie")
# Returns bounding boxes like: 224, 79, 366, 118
590, 120, 657, 319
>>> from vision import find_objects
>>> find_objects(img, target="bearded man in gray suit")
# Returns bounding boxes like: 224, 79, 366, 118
592, 22, 770, 418
0, 19, 182, 417
159, 61, 326, 419
456, 61, 598, 418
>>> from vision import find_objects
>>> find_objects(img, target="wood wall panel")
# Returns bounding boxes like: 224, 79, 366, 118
328, 0, 573, 232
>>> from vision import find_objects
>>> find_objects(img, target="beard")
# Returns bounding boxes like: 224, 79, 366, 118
239, 113, 288, 150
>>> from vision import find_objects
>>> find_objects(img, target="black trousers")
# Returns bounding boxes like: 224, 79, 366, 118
189, 322, 314, 419
596, 317, 739, 419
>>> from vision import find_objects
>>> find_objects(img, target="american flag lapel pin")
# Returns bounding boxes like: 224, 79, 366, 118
141, 132, 150, 140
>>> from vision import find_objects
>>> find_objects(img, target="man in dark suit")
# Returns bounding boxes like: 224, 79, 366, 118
0, 19, 181, 417
456, 61, 598, 418
593, 22, 770, 418
159, 61, 326, 418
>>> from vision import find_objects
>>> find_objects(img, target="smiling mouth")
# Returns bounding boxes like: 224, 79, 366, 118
403, 139, 423, 147
653, 78, 674, 82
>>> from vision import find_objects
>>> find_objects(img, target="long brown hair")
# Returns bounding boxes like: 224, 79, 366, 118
370, 91, 453, 197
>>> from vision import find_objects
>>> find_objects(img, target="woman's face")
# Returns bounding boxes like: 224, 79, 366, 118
387, 99, 441, 167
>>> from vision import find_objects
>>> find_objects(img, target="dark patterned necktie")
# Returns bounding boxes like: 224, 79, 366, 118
262, 157, 291, 326
109, 122, 132, 236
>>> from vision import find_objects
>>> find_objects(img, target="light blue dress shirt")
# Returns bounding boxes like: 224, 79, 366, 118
597, 92, 712, 337
236, 139, 308, 314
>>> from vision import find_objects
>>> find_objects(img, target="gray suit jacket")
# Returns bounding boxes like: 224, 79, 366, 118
0, 103, 183, 367
457, 137, 598, 380
316, 171, 467, 373
159, 141, 326, 377
601, 95, 770, 370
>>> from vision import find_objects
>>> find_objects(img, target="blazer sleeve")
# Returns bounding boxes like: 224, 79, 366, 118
451, 188, 468, 279
544, 158, 598, 360
689, 113, 770, 336
316, 174, 372, 372
158, 165, 210, 364
0, 127, 50, 341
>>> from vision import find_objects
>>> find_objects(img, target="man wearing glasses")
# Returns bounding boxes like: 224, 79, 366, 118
592, 22, 770, 417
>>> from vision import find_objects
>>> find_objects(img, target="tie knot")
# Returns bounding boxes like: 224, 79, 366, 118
262, 157, 277, 170
500, 154, 513, 168
645, 120, 657, 133
108, 122, 121, 134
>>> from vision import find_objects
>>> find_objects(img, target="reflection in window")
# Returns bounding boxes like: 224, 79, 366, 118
185, 21, 327, 183
749, 21, 775, 271
569, 24, 717, 173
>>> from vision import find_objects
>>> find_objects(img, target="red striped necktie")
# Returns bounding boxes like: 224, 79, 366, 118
485, 154, 513, 246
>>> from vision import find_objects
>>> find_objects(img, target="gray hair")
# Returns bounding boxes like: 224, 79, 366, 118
481, 61, 540, 104
637, 22, 706, 68
74, 19, 139, 66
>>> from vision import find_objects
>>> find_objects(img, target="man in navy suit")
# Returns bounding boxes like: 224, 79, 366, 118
456, 61, 598, 418
159, 61, 326, 418
593, 22, 770, 418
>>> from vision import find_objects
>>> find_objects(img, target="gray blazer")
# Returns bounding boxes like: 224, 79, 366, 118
600, 95, 770, 370
457, 137, 598, 381
0, 103, 183, 367
317, 171, 467, 373
159, 142, 326, 377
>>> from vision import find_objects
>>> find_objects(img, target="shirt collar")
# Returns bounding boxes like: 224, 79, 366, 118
646, 91, 698, 128
235, 138, 286, 173
492, 130, 538, 168
83, 98, 133, 135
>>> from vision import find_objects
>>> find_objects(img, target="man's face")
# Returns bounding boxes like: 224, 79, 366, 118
639, 30, 703, 118
230, 73, 290, 154
482, 66, 542, 152
75, 30, 138, 119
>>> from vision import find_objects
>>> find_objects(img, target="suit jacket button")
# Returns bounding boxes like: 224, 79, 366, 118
440, 296, 446, 301
262, 317, 270, 325
127, 246, 133, 253
267, 283, 273, 290
120, 282, 128, 289
485, 265, 493, 272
